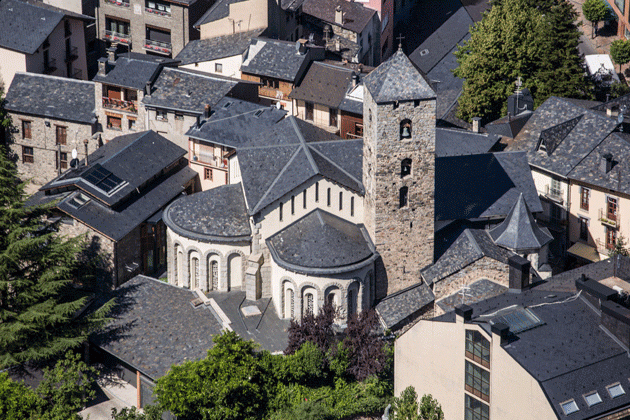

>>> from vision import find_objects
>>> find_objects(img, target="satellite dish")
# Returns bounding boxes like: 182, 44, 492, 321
70, 158, 79, 168
275, 102, 282, 110
71, 148, 78, 159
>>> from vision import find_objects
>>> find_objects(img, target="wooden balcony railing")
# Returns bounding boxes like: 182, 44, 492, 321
103, 97, 137, 114
259, 85, 284, 99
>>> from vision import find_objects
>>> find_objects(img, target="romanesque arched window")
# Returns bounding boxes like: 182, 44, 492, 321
401, 158, 412, 178
209, 259, 218, 291
399, 186, 409, 208
348, 288, 356, 318
190, 256, 199, 290
400, 119, 412, 140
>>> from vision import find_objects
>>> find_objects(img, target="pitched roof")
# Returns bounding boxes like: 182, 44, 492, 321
240, 38, 312, 82
302, 0, 376, 33
435, 151, 542, 223
193, 0, 248, 27
141, 67, 237, 114
375, 282, 435, 330
0, 0, 63, 54
485, 111, 533, 138
163, 183, 251, 242
4, 73, 96, 124
174, 29, 264, 65
435, 127, 499, 157
238, 117, 364, 214
435, 278, 508, 314
93, 53, 177, 90
488, 193, 553, 253
289, 62, 354, 109
363, 49, 435, 103
266, 209, 377, 275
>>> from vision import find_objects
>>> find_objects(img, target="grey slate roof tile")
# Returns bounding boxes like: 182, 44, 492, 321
193, 0, 247, 27
302, 0, 376, 33
363, 49, 435, 103
240, 38, 311, 82
485, 111, 533, 138
435, 278, 507, 313
0, 0, 63, 54
375, 282, 435, 330
142, 67, 237, 114
435, 127, 499, 157
174, 29, 264, 65
93, 53, 177, 90
289, 62, 354, 109
266, 209, 377, 274
4, 73, 96, 124
163, 183, 251, 242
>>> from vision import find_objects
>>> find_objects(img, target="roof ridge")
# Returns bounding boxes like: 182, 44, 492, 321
464, 229, 484, 256
291, 117, 319, 174
13, 71, 95, 86
308, 144, 363, 189
102, 131, 152, 165
251, 145, 302, 214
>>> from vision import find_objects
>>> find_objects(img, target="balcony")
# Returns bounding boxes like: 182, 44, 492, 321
543, 184, 564, 204
104, 0, 130, 7
70, 68, 82, 79
144, 39, 172, 55
259, 85, 284, 99
192, 150, 228, 169
104, 30, 131, 45
102, 97, 137, 114
43, 58, 57, 74
599, 208, 619, 228
596, 238, 614, 253
65, 46, 78, 62
145, 7, 171, 17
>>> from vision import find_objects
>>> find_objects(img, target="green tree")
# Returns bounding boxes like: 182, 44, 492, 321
454, 0, 591, 123
418, 394, 444, 420
582, 0, 611, 38
392, 387, 444, 420
610, 39, 630, 74
0, 147, 113, 368
0, 372, 40, 419
610, 80, 630, 98
111, 406, 163, 420
609, 234, 630, 257
0, 89, 11, 144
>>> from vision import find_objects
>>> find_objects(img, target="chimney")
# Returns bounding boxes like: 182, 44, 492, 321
335, 37, 341, 52
145, 81, 152, 97
335, 5, 343, 25
455, 304, 473, 324
472, 117, 481, 133
324, 25, 331, 42
491, 323, 510, 345
600, 152, 613, 174
97, 58, 107, 76
298, 41, 307, 55
352, 72, 359, 87
83, 138, 89, 165
607, 103, 615, 117
107, 46, 117, 64
508, 254, 530, 293
204, 104, 211, 119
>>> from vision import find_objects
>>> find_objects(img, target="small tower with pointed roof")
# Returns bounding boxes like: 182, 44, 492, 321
362, 47, 436, 298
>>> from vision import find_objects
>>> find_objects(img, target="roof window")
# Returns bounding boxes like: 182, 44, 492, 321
67, 192, 91, 209
254, 109, 264, 118
608, 383, 625, 398
223, 101, 232, 109
560, 400, 579, 416
583, 391, 602, 407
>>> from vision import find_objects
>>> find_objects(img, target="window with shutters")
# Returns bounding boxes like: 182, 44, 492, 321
56, 126, 67, 145
22, 120, 32, 139
22, 146, 34, 164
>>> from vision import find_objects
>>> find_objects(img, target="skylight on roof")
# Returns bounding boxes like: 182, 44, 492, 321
80, 164, 125, 195
584, 391, 602, 407
491, 307, 544, 334
67, 192, 91, 209
223, 101, 232, 108
254, 109, 264, 118
561, 400, 579, 416
608, 383, 625, 398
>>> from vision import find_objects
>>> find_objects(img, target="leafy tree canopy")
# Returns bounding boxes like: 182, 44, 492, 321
610, 39, 630, 73
454, 0, 591, 123
582, 0, 611, 37
392, 387, 444, 420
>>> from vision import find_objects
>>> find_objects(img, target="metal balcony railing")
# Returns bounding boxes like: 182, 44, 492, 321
70, 68, 82, 79
599, 208, 619, 228
104, 30, 131, 44
144, 39, 172, 55
193, 151, 228, 169
258, 85, 284, 99
145, 7, 171, 16
65, 46, 78, 62
544, 184, 564, 204
44, 58, 57, 74
104, 0, 130, 6
596, 238, 614, 253
102, 97, 137, 114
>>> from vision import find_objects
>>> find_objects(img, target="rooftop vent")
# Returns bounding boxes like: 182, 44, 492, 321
419, 49, 429, 56
600, 152, 614, 174
335, 5, 343, 25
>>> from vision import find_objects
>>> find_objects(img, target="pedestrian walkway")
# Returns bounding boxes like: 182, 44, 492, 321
80, 376, 137, 420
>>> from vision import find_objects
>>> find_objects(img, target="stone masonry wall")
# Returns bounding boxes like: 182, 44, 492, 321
9, 113, 97, 186
363, 88, 435, 298
95, 82, 147, 143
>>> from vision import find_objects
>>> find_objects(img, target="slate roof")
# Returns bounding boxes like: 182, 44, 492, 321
238, 117, 364, 214
338, 83, 364, 115
485, 111, 533, 138
4, 73, 96, 124
435, 279, 507, 314
363, 49, 435, 103
266, 209, 377, 275
142, 67, 238, 114
433, 286, 630, 420
93, 53, 178, 90
185, 97, 287, 148
193, 0, 248, 27
507, 96, 619, 177
435, 151, 542, 223
289, 62, 354, 109
0, 0, 63, 54
302, 0, 376, 33
435, 127, 499, 157
488, 193, 553, 253
163, 183, 251, 242
422, 228, 513, 285
375, 282, 435, 330
241, 37, 312, 82
174, 29, 264, 65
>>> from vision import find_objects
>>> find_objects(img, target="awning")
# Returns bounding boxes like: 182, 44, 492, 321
568, 242, 601, 263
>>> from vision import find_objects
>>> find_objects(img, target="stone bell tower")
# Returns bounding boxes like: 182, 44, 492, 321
362, 47, 436, 298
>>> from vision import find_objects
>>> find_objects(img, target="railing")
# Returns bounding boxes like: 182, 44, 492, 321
65, 46, 78, 62
543, 184, 564, 204
599, 208, 619, 228
193, 151, 227, 169
102, 96, 137, 114
144, 38, 171, 55
104, 0, 130, 6
145, 7, 171, 17
104, 30, 131, 45
44, 58, 57, 74
259, 85, 284, 99
70, 68, 82, 79
596, 238, 614, 253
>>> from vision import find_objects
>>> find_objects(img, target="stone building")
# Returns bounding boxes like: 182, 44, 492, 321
0, 0, 93, 88
26, 130, 197, 288
4, 72, 99, 186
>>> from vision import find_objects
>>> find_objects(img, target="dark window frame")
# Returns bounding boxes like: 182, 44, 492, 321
22, 120, 32, 139
22, 146, 34, 163
55, 125, 67, 145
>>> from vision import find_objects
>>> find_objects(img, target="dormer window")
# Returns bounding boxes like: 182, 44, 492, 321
400, 119, 412, 140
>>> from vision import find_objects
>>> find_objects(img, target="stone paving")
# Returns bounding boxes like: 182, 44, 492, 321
80, 376, 137, 420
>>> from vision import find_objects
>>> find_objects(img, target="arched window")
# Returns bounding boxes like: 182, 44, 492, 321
227, 253, 242, 289
399, 186, 409, 208
401, 158, 412, 178
190, 256, 199, 289
173, 245, 179, 286
303, 291, 314, 317
348, 288, 356, 318
209, 259, 218, 291
283, 281, 295, 319
400, 119, 412, 140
